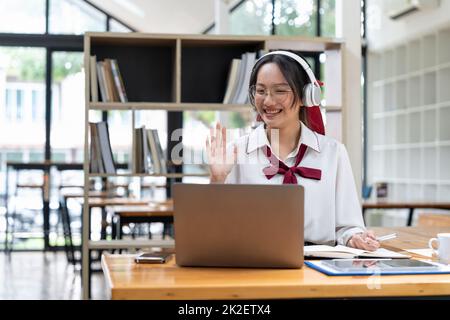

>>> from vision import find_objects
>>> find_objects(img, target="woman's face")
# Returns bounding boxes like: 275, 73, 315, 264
253, 62, 301, 129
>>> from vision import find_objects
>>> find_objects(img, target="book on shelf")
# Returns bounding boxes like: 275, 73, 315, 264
228, 53, 247, 104
222, 58, 241, 104
146, 128, 160, 174
93, 58, 128, 103
96, 61, 109, 102
223, 52, 257, 104
110, 59, 128, 103
89, 55, 98, 102
103, 59, 120, 102
234, 52, 256, 104
142, 127, 154, 172
149, 129, 167, 174
89, 121, 116, 174
89, 123, 101, 173
133, 127, 143, 173
132, 126, 167, 174
132, 126, 156, 174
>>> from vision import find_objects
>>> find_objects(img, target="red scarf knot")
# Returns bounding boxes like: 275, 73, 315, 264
262, 144, 321, 184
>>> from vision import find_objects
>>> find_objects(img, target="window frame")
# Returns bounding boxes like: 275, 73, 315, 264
0, 0, 135, 162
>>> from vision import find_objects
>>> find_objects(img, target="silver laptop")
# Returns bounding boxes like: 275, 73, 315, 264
173, 183, 304, 268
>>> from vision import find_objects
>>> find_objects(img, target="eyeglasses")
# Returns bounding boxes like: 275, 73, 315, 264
249, 84, 293, 105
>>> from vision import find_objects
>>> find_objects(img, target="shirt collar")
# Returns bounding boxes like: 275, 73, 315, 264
246, 121, 321, 154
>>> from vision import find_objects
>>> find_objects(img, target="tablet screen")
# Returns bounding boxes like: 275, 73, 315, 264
322, 259, 439, 272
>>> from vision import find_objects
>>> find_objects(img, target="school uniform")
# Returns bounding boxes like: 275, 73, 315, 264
225, 121, 366, 246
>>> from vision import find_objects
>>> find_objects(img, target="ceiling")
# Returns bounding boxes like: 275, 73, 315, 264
88, 0, 240, 34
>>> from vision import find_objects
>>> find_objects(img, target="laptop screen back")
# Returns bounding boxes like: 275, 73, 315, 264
173, 184, 304, 268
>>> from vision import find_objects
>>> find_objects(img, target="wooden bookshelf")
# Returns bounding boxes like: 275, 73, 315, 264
82, 32, 345, 299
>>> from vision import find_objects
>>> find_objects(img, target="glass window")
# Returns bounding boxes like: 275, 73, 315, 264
29, 151, 44, 162
110, 19, 132, 33
49, 0, 106, 35
50, 51, 84, 162
0, 47, 46, 173
31, 89, 45, 121
0, 47, 46, 242
230, 0, 272, 35
320, 0, 336, 37
5, 89, 14, 120
6, 151, 23, 162
16, 90, 24, 121
0, 0, 46, 34
274, 0, 317, 36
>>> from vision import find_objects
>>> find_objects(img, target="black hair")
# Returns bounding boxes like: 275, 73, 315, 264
248, 53, 311, 125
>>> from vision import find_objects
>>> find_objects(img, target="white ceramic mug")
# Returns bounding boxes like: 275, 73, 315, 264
428, 233, 450, 264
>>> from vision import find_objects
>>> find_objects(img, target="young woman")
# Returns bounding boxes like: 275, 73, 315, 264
206, 51, 379, 251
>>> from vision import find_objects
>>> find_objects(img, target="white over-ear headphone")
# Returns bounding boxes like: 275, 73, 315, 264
255, 50, 322, 107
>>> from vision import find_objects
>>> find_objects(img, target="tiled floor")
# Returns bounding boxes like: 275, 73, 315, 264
0, 251, 107, 300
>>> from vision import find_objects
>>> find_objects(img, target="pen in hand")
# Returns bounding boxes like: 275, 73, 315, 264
376, 233, 397, 242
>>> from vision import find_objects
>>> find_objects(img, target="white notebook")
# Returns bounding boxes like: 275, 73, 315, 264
304, 245, 410, 259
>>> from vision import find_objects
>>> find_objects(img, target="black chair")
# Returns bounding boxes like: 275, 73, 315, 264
4, 163, 48, 253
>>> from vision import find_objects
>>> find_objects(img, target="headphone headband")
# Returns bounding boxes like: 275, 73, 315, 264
255, 50, 322, 107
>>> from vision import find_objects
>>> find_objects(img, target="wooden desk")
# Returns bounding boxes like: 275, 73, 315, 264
101, 226, 450, 300
362, 201, 450, 226
107, 204, 174, 239
76, 197, 150, 240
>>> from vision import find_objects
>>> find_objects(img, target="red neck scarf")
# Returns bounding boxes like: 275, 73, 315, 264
262, 144, 321, 184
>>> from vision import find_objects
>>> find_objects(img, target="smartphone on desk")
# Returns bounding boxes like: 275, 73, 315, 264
135, 252, 173, 264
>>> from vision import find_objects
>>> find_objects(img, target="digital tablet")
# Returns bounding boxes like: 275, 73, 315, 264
305, 258, 450, 276
322, 259, 440, 272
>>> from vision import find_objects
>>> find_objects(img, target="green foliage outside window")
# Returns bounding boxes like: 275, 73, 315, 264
230, 0, 272, 35
0, 47, 82, 82
274, 0, 317, 36
320, 0, 336, 37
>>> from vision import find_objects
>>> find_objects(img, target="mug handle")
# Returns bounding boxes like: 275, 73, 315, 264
428, 238, 439, 255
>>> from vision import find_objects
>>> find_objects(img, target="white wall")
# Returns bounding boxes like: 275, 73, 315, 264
367, 0, 450, 51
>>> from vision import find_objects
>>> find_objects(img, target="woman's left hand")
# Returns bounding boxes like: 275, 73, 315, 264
347, 230, 380, 251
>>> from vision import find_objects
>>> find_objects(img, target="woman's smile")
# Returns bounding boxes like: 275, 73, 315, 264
263, 107, 283, 117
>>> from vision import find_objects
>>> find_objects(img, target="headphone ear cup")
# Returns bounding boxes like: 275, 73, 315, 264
302, 83, 314, 107
311, 85, 321, 106
302, 83, 321, 106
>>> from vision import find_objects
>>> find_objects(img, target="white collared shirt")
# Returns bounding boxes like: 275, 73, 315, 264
224, 121, 366, 246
